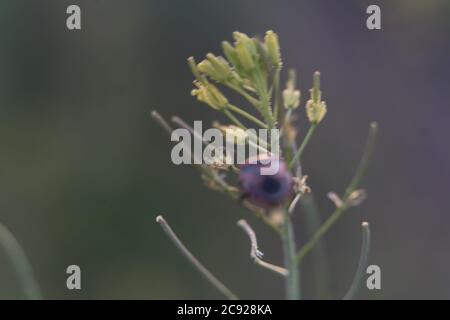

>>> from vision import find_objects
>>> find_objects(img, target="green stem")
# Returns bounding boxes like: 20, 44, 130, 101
273, 68, 281, 121
344, 122, 378, 198
296, 122, 378, 265
282, 211, 300, 299
156, 215, 238, 300
223, 109, 247, 130
226, 83, 260, 108
289, 123, 317, 169
227, 104, 267, 128
0, 223, 42, 299
343, 221, 371, 300
296, 203, 348, 265
300, 194, 331, 299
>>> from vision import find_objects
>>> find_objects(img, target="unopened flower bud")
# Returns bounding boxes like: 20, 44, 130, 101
191, 81, 228, 110
197, 60, 218, 79
187, 57, 205, 83
222, 41, 240, 69
206, 54, 231, 78
283, 89, 300, 109
306, 100, 327, 124
306, 71, 327, 124
283, 69, 300, 109
264, 30, 281, 67
235, 40, 254, 71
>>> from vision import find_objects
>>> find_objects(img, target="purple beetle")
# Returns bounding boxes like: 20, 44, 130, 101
238, 154, 294, 208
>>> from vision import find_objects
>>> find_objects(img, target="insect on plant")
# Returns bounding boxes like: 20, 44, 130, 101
152, 30, 378, 300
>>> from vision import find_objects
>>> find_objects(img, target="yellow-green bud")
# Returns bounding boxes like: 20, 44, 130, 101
305, 71, 326, 123
264, 30, 281, 67
283, 88, 300, 109
191, 81, 228, 110
235, 40, 254, 71
222, 41, 240, 69
206, 53, 232, 82
306, 100, 327, 124
188, 57, 205, 83
197, 60, 225, 83
283, 69, 300, 109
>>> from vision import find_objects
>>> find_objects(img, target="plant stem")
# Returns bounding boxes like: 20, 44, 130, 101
227, 104, 267, 128
156, 215, 238, 300
237, 220, 288, 277
301, 194, 331, 299
289, 123, 317, 169
281, 210, 300, 299
226, 83, 260, 108
273, 68, 281, 121
0, 223, 42, 299
223, 109, 247, 130
343, 221, 371, 300
295, 122, 378, 265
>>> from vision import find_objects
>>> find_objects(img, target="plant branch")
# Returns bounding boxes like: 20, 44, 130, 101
343, 221, 371, 300
281, 210, 300, 299
300, 193, 331, 299
237, 219, 287, 277
151, 110, 173, 135
227, 104, 267, 129
295, 122, 378, 265
0, 223, 42, 299
289, 123, 317, 169
156, 215, 238, 300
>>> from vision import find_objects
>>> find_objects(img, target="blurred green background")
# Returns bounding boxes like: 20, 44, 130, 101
1, 0, 449, 299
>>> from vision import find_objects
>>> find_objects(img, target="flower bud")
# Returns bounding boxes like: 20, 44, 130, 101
235, 40, 254, 72
283, 89, 300, 109
264, 30, 281, 67
282, 69, 300, 109
206, 54, 231, 78
306, 71, 327, 124
187, 57, 205, 83
222, 41, 240, 69
197, 60, 218, 79
191, 81, 228, 110
306, 100, 327, 124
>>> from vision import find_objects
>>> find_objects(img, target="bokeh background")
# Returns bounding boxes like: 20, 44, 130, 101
0, 0, 449, 299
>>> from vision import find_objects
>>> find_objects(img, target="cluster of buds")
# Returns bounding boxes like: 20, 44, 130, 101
191, 81, 228, 111
189, 31, 282, 128
223, 31, 281, 77
306, 71, 327, 124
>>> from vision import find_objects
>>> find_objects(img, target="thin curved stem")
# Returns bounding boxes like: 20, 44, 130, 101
300, 193, 331, 299
156, 215, 238, 300
296, 122, 378, 265
0, 223, 42, 299
151, 110, 173, 135
225, 83, 260, 108
227, 104, 267, 129
344, 122, 378, 198
343, 221, 371, 300
282, 210, 300, 299
237, 220, 287, 277
289, 123, 317, 169
273, 68, 281, 121
223, 109, 247, 130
